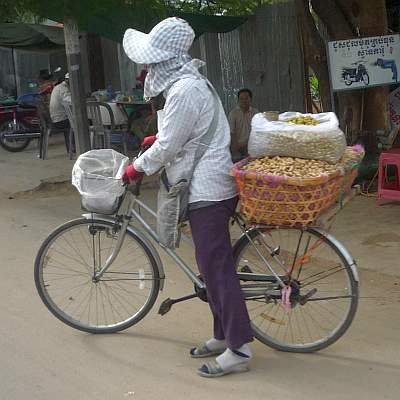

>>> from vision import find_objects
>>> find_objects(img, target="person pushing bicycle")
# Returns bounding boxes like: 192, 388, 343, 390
122, 17, 254, 378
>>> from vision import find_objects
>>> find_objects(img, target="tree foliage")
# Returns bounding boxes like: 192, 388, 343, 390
165, 0, 271, 15
0, 1, 166, 23
0, 0, 287, 23
164, 0, 284, 15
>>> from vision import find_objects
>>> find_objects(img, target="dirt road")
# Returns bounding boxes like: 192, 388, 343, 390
0, 179, 399, 400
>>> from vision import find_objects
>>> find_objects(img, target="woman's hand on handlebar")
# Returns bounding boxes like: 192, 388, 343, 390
123, 135, 156, 185
122, 164, 144, 184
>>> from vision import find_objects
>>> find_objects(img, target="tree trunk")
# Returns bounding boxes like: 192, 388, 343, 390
337, 0, 389, 136
310, 0, 389, 144
310, 0, 362, 143
295, 0, 331, 111
64, 18, 90, 155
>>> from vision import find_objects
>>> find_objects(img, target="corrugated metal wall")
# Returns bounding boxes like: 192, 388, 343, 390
193, 2, 304, 114
201, 33, 224, 99
0, 46, 69, 97
11, 48, 67, 95
117, 43, 141, 93
101, 37, 122, 90
239, 3, 305, 113
218, 29, 245, 113
14, 50, 52, 94
0, 47, 16, 97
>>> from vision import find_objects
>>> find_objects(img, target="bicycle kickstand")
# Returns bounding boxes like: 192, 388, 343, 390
158, 293, 198, 316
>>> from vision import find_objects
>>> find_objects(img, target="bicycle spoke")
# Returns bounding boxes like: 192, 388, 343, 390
36, 219, 159, 332
234, 226, 357, 351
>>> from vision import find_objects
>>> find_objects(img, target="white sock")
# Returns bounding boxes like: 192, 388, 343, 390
205, 338, 227, 351
216, 344, 252, 371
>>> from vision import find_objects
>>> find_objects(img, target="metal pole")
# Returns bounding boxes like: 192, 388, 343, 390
11, 48, 18, 97
63, 18, 90, 155
359, 89, 365, 134
325, 41, 336, 114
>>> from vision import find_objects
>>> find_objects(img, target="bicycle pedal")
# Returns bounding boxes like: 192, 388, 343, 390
240, 265, 253, 273
270, 246, 280, 256
158, 298, 173, 316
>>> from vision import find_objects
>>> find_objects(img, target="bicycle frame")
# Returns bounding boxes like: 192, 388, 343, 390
84, 189, 290, 300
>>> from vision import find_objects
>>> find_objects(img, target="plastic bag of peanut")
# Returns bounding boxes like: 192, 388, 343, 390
248, 112, 346, 164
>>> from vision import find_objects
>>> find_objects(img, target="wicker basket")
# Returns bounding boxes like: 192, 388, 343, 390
232, 158, 345, 226
342, 168, 358, 194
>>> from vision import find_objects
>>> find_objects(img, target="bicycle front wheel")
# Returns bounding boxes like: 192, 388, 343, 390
35, 218, 160, 333
233, 226, 358, 352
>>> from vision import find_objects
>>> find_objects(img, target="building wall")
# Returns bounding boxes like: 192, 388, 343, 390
191, 2, 305, 114
101, 37, 122, 91
0, 47, 68, 96
118, 43, 141, 93
0, 47, 16, 97
217, 29, 245, 113
239, 3, 305, 113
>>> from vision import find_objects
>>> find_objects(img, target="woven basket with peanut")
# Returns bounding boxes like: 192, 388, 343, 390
232, 146, 364, 226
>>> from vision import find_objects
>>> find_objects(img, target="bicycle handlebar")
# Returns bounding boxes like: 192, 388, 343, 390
125, 179, 142, 197
123, 144, 152, 196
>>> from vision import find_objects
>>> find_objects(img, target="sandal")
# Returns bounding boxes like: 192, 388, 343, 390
197, 360, 249, 378
190, 342, 226, 358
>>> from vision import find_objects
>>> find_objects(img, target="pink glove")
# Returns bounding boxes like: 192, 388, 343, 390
122, 164, 144, 184
141, 135, 157, 149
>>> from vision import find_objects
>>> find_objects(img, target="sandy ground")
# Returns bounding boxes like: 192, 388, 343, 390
0, 142, 399, 400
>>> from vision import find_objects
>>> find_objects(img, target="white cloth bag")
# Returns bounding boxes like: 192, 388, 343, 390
248, 112, 346, 164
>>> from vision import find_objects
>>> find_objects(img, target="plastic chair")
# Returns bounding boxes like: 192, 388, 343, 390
86, 101, 129, 154
377, 147, 400, 205
37, 100, 73, 160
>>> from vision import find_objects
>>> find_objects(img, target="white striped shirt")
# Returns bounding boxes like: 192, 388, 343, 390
134, 77, 237, 203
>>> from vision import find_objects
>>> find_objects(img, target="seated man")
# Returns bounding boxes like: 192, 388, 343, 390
49, 73, 74, 153
38, 69, 56, 95
228, 88, 259, 162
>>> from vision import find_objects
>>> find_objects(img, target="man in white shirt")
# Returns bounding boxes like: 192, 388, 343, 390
228, 88, 259, 162
49, 73, 73, 153
122, 17, 253, 378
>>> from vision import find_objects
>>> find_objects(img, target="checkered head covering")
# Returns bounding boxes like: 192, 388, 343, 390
123, 17, 205, 98
123, 17, 195, 64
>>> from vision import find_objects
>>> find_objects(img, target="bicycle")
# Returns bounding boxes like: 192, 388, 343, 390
34, 181, 359, 353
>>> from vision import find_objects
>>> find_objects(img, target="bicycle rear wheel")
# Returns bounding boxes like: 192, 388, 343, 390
35, 218, 160, 333
233, 226, 358, 352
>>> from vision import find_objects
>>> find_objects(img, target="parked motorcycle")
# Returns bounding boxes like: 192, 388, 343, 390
0, 67, 63, 152
0, 94, 41, 152
342, 63, 370, 86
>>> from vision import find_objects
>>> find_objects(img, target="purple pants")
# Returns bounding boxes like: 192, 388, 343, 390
188, 197, 254, 349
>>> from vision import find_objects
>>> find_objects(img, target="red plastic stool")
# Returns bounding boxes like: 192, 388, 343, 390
377, 148, 400, 205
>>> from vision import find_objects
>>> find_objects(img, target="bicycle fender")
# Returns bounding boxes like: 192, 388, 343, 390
312, 227, 359, 282
82, 213, 166, 290
234, 227, 359, 283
